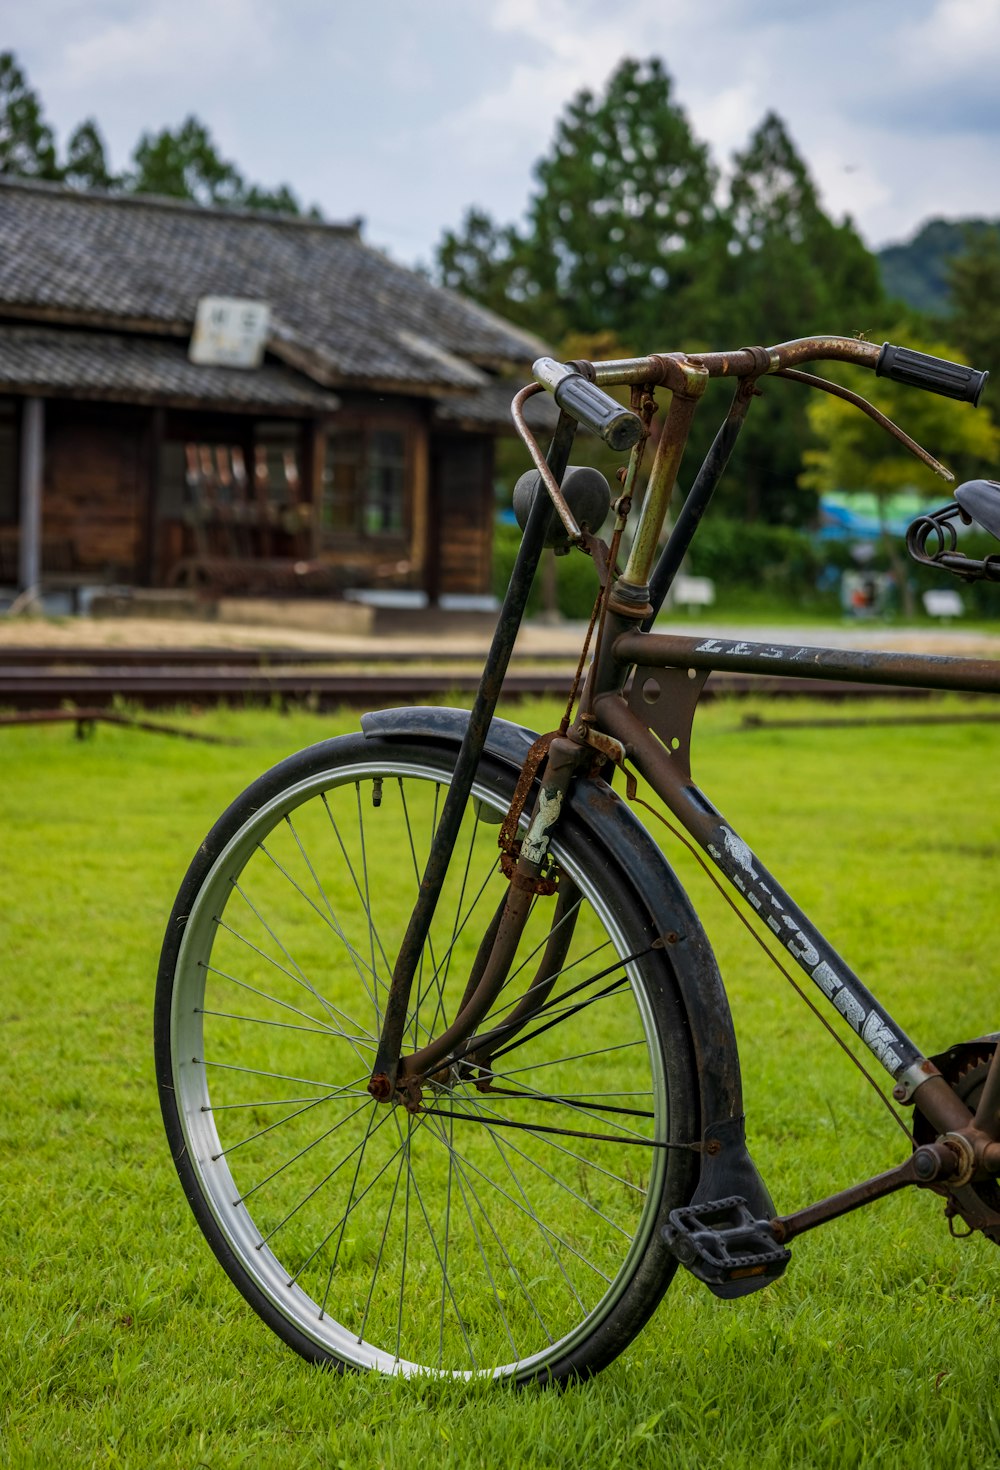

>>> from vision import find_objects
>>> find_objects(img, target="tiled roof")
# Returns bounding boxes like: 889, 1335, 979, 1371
0, 179, 547, 394
0, 325, 339, 412
433, 378, 560, 433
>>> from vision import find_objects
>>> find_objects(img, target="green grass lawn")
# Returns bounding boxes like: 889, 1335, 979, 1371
3, 695, 1000, 1468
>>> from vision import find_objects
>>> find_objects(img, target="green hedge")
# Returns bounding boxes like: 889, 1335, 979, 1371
493, 523, 602, 620
494, 517, 1000, 620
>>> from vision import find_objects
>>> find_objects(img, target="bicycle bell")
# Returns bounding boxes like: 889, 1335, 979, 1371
512, 465, 612, 551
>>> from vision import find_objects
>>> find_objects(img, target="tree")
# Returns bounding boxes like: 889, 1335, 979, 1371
436, 80, 897, 527
128, 116, 245, 206
946, 226, 1000, 373
725, 113, 883, 339
62, 118, 116, 190
709, 113, 887, 524
522, 57, 722, 346
242, 181, 311, 216
799, 327, 999, 611
436, 207, 537, 327
435, 58, 723, 348
0, 52, 309, 216
127, 115, 305, 215
0, 51, 59, 180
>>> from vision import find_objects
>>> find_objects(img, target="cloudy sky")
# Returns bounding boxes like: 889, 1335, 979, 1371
6, 0, 1000, 267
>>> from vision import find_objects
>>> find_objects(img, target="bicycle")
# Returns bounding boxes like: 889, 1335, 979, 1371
155, 333, 1000, 1384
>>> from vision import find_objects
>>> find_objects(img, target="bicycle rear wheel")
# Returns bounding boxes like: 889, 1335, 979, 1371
155, 733, 699, 1382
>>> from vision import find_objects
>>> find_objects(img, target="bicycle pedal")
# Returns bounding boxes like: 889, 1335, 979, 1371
663, 1196, 790, 1299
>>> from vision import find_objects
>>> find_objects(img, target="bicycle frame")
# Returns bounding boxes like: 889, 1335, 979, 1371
592, 629, 1000, 1104
369, 334, 1000, 1255
158, 330, 1000, 1369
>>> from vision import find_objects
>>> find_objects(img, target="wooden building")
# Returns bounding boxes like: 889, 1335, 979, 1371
0, 178, 552, 603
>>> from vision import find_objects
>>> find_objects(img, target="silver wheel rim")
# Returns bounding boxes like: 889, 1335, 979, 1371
168, 753, 671, 1378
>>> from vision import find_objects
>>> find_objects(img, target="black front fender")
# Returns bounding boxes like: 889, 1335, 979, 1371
361, 706, 774, 1222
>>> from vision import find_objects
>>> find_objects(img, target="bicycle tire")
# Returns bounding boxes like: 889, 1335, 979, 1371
155, 732, 699, 1382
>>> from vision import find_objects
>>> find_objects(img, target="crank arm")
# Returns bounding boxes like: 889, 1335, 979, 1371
771, 1138, 963, 1247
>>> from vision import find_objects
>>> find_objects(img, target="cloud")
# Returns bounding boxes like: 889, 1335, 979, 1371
905, 0, 1000, 71
5, 0, 1000, 263
839, 0, 1000, 137
48, 0, 275, 91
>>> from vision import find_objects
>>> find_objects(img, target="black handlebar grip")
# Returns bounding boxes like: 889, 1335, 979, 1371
876, 343, 989, 406
552, 373, 645, 451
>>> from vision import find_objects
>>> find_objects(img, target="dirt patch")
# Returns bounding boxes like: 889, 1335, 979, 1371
2, 608, 1000, 662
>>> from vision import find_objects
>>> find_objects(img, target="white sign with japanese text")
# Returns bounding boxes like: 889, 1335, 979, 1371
189, 297, 271, 369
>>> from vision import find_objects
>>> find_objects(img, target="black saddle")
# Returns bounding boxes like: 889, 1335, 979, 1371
955, 479, 1000, 542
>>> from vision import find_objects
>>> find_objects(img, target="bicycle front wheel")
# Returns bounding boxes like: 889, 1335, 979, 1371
155, 732, 698, 1382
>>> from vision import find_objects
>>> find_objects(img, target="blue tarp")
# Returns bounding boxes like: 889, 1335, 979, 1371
816, 494, 924, 541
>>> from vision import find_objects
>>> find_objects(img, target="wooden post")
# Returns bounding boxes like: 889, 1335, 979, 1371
140, 406, 164, 586
18, 396, 44, 597
424, 442, 442, 606
410, 423, 430, 597
300, 417, 328, 559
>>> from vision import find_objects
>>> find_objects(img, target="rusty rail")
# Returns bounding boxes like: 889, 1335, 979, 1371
0, 646, 575, 668
0, 657, 977, 712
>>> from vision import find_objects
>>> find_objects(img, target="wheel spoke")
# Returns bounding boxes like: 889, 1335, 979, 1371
236, 1098, 375, 1207
479, 1079, 658, 1143
197, 1006, 376, 1047
440, 1095, 564, 1339
211, 1076, 369, 1159
201, 960, 370, 1045
218, 895, 372, 1052
494, 1038, 648, 1079
296, 1108, 417, 1291
475, 1101, 585, 1316
250, 842, 383, 1022
320, 791, 393, 1023
358, 1141, 408, 1344
267, 812, 385, 1020
423, 1098, 650, 1206
425, 1119, 613, 1284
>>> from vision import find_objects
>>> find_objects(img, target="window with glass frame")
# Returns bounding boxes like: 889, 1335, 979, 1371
323, 423, 408, 540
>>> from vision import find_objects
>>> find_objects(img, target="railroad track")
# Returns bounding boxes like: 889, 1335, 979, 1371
0, 645, 954, 711
0, 645, 574, 668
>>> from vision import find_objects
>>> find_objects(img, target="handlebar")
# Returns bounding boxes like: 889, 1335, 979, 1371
532, 357, 645, 450
521, 334, 990, 554
533, 335, 988, 413
875, 343, 988, 405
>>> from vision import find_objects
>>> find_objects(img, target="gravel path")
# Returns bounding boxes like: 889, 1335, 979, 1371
2, 608, 1000, 660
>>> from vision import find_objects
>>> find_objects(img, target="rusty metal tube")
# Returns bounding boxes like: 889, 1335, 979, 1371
397, 737, 583, 1086
461, 878, 582, 1065
397, 883, 535, 1084
644, 379, 756, 627
612, 631, 1000, 695
585, 337, 883, 388
620, 378, 707, 589
368, 411, 578, 1099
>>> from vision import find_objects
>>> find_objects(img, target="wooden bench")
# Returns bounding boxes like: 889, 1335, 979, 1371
922, 588, 964, 621
672, 574, 716, 611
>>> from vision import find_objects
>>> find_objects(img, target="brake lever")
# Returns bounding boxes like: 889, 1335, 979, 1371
510, 383, 583, 542
775, 367, 954, 482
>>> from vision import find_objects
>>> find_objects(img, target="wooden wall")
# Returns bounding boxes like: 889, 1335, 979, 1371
42, 403, 146, 579
26, 396, 497, 597
428, 434, 494, 598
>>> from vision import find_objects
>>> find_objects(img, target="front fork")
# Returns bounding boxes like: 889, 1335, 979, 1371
369, 734, 589, 1110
